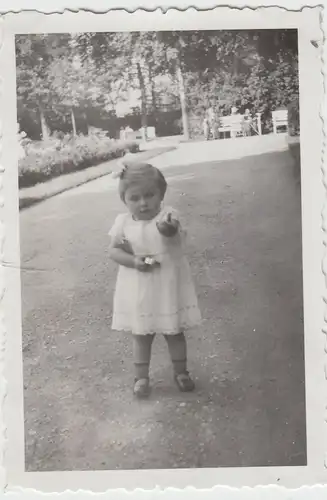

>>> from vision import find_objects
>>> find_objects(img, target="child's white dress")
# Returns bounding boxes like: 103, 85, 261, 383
109, 207, 201, 335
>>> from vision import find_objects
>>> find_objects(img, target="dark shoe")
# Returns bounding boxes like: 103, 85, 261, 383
133, 378, 151, 398
174, 371, 195, 392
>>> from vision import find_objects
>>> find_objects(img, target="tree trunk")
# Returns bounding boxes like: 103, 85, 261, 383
39, 107, 50, 141
148, 64, 157, 112
71, 108, 77, 137
136, 61, 148, 140
176, 59, 189, 140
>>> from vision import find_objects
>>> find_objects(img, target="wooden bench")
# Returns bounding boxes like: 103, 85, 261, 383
272, 110, 288, 134
218, 115, 243, 138
218, 113, 262, 138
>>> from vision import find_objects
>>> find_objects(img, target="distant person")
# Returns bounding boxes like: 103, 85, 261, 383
230, 106, 239, 138
203, 115, 210, 140
108, 160, 201, 399
207, 105, 218, 139
242, 109, 253, 137
203, 105, 217, 140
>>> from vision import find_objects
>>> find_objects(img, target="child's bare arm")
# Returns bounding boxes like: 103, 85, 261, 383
109, 235, 135, 268
109, 238, 153, 272
115, 237, 134, 255
109, 246, 136, 269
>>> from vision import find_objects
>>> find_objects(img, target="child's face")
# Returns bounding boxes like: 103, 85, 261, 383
124, 182, 163, 220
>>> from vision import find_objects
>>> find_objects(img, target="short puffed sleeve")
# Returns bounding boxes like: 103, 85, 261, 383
108, 213, 127, 243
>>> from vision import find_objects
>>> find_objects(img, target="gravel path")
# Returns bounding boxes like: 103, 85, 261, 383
20, 150, 306, 472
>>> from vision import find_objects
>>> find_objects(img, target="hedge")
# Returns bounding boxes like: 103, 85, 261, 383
19, 131, 139, 188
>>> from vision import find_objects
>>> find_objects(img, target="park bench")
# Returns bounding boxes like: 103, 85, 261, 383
272, 109, 288, 134
218, 113, 262, 138
219, 115, 244, 138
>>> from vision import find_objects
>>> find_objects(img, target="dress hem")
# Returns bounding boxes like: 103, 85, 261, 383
111, 320, 202, 336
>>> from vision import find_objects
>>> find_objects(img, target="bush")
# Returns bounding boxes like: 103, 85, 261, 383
19, 131, 139, 188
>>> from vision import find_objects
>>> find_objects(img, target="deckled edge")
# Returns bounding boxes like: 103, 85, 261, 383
1, 3, 325, 497
0, 11, 7, 495
0, 3, 325, 16
321, 2, 327, 472
8, 484, 327, 498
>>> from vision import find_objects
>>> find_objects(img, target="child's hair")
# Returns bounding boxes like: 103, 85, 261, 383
118, 160, 167, 202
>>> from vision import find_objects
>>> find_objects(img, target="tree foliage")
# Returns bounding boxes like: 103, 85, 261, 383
16, 29, 299, 139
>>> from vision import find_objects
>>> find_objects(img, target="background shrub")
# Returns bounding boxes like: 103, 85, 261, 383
19, 130, 139, 188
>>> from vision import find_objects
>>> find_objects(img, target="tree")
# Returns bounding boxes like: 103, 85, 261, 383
49, 50, 107, 136
156, 33, 190, 139
155, 30, 259, 138
76, 31, 167, 138
16, 29, 299, 141
16, 33, 71, 139
251, 29, 298, 68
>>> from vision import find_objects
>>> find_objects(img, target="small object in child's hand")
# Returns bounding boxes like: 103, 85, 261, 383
144, 257, 156, 266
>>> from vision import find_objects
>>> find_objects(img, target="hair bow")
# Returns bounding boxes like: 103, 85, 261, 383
111, 161, 127, 180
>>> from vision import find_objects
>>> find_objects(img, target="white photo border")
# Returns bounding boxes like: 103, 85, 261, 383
0, 4, 325, 496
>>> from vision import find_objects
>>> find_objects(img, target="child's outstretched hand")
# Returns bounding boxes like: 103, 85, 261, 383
156, 212, 179, 237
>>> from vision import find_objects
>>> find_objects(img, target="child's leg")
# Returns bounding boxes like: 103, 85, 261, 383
164, 332, 195, 392
133, 334, 155, 380
164, 332, 187, 374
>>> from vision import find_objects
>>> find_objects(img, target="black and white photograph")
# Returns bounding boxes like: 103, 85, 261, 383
1, 5, 324, 493
16, 26, 307, 472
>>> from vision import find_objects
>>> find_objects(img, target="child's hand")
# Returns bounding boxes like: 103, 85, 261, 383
156, 212, 179, 237
134, 256, 159, 272
134, 256, 149, 272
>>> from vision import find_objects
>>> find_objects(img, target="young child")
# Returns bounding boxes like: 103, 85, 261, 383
108, 159, 201, 398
